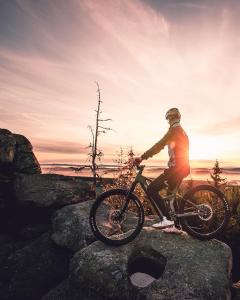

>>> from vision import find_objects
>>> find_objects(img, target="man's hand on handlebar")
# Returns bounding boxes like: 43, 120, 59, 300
133, 157, 143, 166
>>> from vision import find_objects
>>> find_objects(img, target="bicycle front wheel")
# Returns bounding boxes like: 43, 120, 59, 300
179, 185, 230, 240
89, 189, 144, 246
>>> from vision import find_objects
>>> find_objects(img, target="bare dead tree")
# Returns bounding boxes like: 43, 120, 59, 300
87, 82, 112, 192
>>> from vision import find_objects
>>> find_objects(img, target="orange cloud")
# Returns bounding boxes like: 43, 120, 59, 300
34, 140, 87, 154
197, 117, 240, 135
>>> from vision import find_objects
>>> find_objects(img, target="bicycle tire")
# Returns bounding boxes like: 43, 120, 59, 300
89, 188, 145, 246
179, 185, 230, 240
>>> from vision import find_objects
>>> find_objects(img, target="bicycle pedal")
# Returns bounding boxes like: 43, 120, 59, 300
175, 223, 182, 230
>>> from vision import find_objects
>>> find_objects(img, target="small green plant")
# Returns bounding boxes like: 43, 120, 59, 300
105, 147, 136, 190
209, 159, 227, 188
104, 147, 155, 215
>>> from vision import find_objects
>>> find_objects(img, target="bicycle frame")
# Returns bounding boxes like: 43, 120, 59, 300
119, 165, 199, 220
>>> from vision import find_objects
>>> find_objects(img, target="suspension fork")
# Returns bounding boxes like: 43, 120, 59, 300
118, 180, 138, 218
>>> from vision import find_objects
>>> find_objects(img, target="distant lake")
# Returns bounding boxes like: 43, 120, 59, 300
41, 164, 240, 185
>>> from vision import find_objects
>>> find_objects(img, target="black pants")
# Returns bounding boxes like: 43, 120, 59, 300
147, 166, 190, 218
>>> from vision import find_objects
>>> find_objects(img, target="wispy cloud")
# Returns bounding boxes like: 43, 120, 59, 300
0, 0, 239, 163
34, 140, 87, 154
168, 2, 209, 10
198, 117, 240, 135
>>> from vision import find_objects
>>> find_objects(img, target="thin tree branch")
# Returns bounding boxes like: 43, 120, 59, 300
99, 118, 112, 122
98, 126, 112, 130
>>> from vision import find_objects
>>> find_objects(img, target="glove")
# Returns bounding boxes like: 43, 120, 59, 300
133, 157, 143, 166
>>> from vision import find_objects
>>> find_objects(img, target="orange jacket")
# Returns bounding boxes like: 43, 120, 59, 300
141, 122, 189, 168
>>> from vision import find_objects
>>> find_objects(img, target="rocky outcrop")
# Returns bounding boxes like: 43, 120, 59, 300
0, 129, 15, 167
0, 129, 97, 300
14, 173, 91, 208
0, 124, 14, 208
51, 200, 96, 252
41, 278, 79, 300
0, 128, 235, 299
0, 129, 41, 210
13, 133, 41, 174
0, 174, 13, 209
0, 232, 71, 300
46, 228, 232, 300
0, 128, 41, 175
51, 199, 159, 252
233, 289, 240, 300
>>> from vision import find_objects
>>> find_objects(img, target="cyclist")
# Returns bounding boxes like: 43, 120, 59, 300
134, 108, 190, 229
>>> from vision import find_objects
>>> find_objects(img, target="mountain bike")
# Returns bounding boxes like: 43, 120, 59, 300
89, 164, 230, 246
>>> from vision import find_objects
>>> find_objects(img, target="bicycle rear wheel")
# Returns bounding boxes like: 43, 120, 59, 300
89, 188, 144, 246
179, 185, 230, 240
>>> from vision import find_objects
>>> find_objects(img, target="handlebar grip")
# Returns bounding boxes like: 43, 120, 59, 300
137, 164, 145, 171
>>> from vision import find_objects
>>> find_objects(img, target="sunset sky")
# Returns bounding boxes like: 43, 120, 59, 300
0, 0, 239, 167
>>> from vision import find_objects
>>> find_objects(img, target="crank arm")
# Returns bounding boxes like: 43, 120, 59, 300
176, 212, 199, 218
188, 225, 204, 230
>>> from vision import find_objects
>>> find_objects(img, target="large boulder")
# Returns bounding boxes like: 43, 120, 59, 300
0, 232, 71, 300
13, 134, 41, 174
0, 129, 41, 209
51, 199, 159, 252
232, 288, 240, 300
0, 174, 14, 209
0, 234, 31, 266
0, 129, 15, 166
13, 134, 33, 152
0, 129, 41, 175
51, 200, 96, 252
14, 173, 91, 207
41, 278, 79, 300
0, 130, 15, 209
13, 151, 40, 174
61, 228, 232, 300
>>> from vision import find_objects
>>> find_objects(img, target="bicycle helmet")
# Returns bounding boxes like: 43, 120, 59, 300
165, 108, 181, 120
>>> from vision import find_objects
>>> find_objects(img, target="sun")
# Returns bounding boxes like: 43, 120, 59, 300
189, 135, 223, 161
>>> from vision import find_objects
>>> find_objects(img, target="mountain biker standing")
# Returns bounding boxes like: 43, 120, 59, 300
134, 108, 190, 229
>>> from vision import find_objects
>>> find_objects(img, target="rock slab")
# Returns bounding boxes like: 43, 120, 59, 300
51, 200, 159, 252
0, 232, 71, 300
67, 228, 232, 300
14, 173, 91, 207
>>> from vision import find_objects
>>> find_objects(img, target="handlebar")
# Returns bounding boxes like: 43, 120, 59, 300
120, 162, 145, 172
136, 164, 145, 171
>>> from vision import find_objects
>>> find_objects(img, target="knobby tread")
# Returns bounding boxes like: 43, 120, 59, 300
180, 185, 230, 240
89, 188, 144, 246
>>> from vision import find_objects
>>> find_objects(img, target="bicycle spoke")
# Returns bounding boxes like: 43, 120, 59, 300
181, 186, 228, 238
94, 193, 141, 241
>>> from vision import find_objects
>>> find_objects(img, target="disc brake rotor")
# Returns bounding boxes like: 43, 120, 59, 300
108, 209, 126, 225
197, 203, 213, 221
